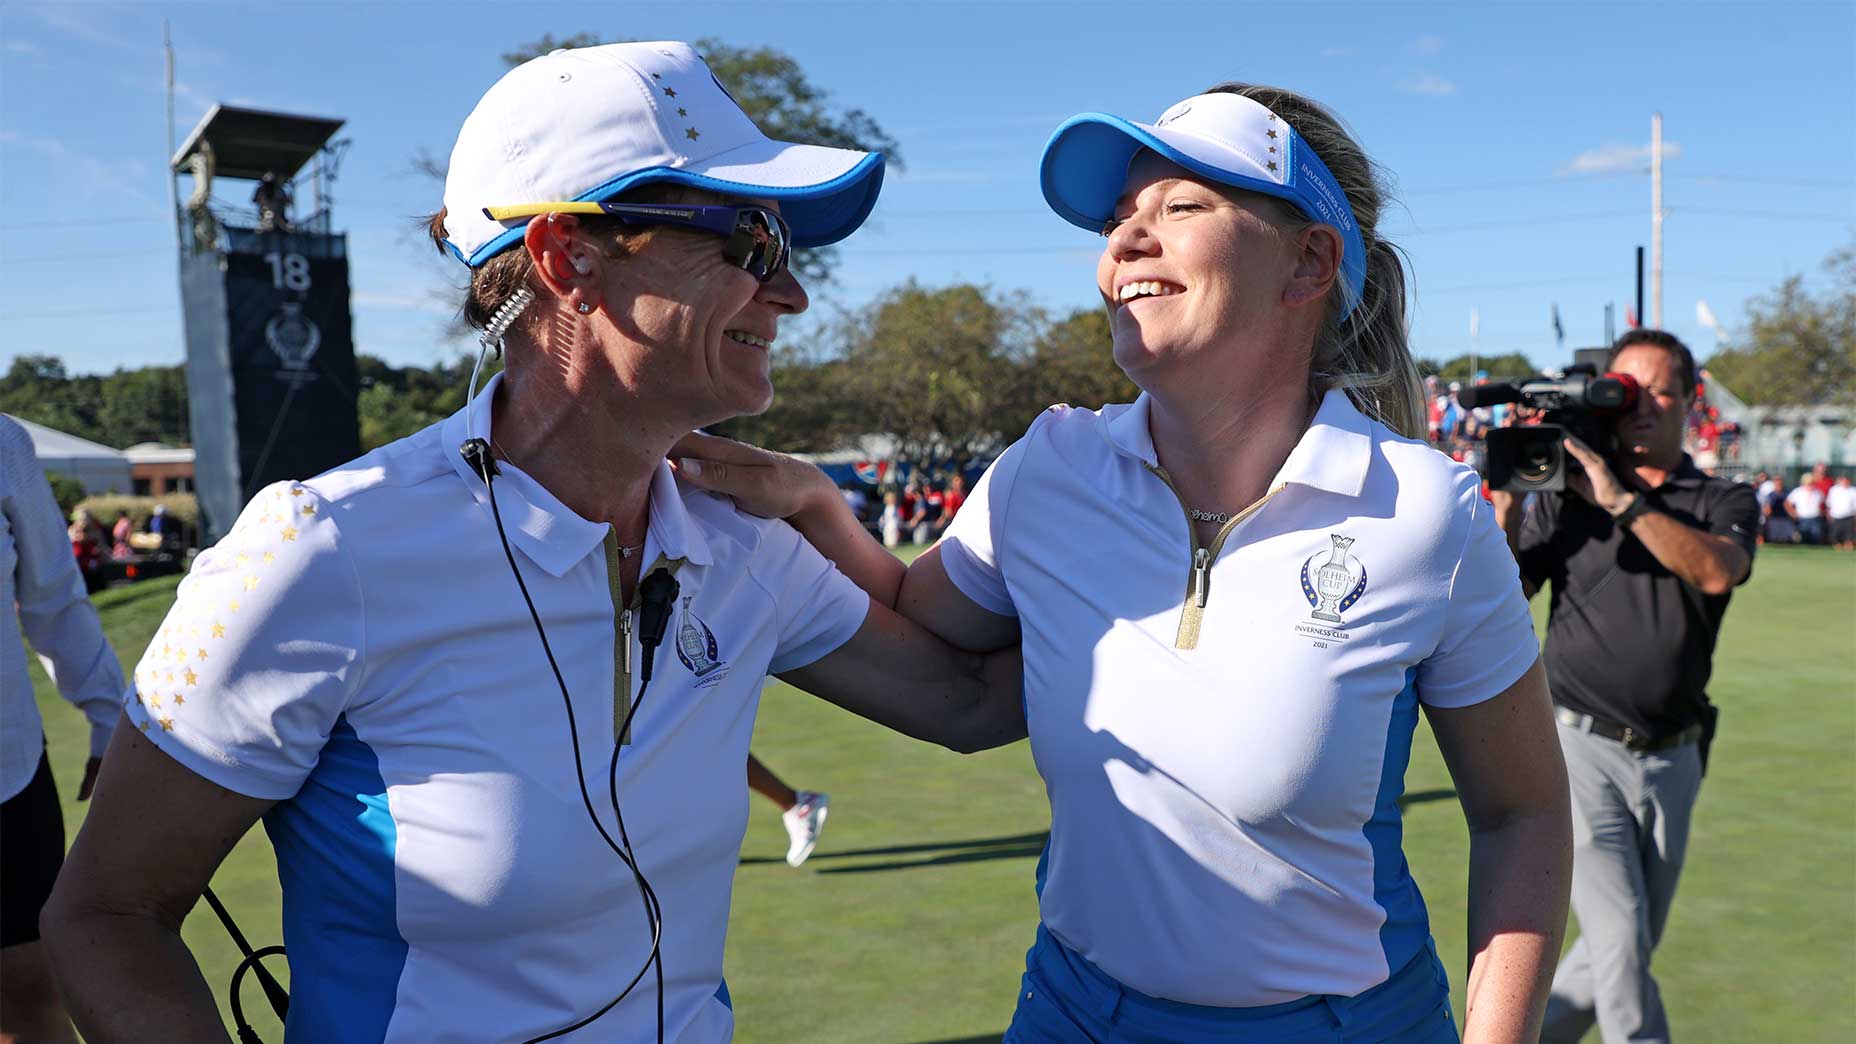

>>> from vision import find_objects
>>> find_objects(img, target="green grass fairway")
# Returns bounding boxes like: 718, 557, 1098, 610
29, 545, 1856, 1042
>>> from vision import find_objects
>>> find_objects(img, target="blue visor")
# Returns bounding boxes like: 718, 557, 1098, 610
1040, 94, 1366, 318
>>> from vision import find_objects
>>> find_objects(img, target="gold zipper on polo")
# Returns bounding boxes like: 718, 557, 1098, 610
1145, 464, 1284, 650
604, 533, 684, 745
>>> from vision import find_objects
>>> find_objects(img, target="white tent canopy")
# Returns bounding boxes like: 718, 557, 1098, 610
10, 416, 133, 496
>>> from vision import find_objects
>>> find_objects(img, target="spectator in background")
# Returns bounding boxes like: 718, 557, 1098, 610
1425, 375, 1444, 442
144, 503, 172, 547
1826, 475, 1856, 552
109, 510, 133, 560
1786, 476, 1826, 545
1808, 462, 1833, 500
65, 509, 104, 593
840, 483, 869, 525
879, 488, 903, 548
1752, 472, 1778, 545
1765, 477, 1797, 544
917, 479, 945, 544
1, 414, 124, 1043
942, 473, 967, 525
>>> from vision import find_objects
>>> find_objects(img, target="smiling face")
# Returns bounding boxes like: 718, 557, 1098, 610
1095, 152, 1311, 391
603, 192, 807, 424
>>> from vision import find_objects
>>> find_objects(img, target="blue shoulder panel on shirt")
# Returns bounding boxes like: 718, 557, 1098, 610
1367, 667, 1431, 978
263, 715, 406, 1043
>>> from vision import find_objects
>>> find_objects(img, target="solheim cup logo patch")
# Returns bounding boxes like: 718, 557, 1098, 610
675, 596, 728, 684
1300, 534, 1368, 625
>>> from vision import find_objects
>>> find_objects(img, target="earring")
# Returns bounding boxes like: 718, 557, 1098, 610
577, 302, 593, 314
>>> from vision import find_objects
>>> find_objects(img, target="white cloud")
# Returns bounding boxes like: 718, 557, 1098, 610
1398, 73, 1457, 96
1560, 140, 1684, 176
0, 130, 159, 208
1411, 35, 1445, 56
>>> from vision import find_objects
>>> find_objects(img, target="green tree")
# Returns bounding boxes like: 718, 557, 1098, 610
1703, 244, 1856, 407
97, 365, 190, 447
355, 355, 483, 450
833, 282, 1033, 466
0, 355, 105, 443
1011, 307, 1138, 421
1420, 352, 1536, 383
494, 34, 902, 285
44, 470, 88, 517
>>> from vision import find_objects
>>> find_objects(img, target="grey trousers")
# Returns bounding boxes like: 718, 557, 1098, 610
1541, 721, 1703, 1044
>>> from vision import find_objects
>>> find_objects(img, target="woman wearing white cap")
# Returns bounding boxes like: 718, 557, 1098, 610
677, 83, 1570, 1042
42, 43, 1021, 1044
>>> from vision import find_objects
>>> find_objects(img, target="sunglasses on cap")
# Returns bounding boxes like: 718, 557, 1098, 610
481, 201, 793, 283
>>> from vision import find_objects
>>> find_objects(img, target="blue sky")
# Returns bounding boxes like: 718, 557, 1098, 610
3, 0, 1851, 379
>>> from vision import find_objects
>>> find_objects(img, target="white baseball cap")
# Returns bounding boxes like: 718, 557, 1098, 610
441, 41, 885, 267
1041, 91, 1366, 317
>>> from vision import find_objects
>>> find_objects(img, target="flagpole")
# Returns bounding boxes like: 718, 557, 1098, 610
1652, 112, 1665, 328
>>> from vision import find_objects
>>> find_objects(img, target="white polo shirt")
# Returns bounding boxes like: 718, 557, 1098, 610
124, 375, 869, 1043
939, 389, 1537, 1007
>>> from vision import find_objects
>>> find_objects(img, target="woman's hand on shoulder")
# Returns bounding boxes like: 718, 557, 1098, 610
669, 431, 839, 522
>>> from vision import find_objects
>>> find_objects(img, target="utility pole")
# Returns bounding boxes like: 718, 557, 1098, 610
1651, 112, 1664, 327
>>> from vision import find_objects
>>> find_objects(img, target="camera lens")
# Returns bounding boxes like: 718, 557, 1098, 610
1520, 445, 1553, 479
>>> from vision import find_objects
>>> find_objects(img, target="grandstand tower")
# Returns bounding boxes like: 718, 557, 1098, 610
169, 105, 360, 543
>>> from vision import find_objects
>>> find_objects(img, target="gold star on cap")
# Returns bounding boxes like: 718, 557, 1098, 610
664, 86, 677, 98
685, 127, 700, 141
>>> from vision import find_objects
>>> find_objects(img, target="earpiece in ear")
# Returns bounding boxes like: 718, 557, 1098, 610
572, 254, 592, 275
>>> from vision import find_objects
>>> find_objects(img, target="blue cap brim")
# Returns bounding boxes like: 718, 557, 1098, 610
465, 151, 886, 268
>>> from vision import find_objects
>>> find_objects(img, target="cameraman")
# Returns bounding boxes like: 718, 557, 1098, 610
1492, 329, 1758, 1044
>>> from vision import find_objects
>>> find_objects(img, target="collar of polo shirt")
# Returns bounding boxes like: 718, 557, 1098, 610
1101, 388, 1373, 498
440, 373, 715, 575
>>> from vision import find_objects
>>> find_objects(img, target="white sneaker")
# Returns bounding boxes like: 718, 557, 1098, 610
781, 790, 830, 867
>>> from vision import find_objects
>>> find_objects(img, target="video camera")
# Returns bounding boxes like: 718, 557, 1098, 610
1458, 364, 1641, 492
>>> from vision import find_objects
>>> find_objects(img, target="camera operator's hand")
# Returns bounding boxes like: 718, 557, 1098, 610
1562, 434, 1637, 516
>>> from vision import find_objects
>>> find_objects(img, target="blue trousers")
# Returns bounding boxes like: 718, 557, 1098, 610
1004, 925, 1458, 1044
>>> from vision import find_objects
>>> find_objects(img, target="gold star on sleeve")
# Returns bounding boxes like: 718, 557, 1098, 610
244, 576, 260, 591
211, 623, 227, 638
290, 486, 305, 498
147, 694, 162, 708
158, 717, 175, 731
664, 86, 677, 98
197, 648, 209, 661
137, 719, 150, 734
685, 127, 700, 141
236, 553, 250, 567
184, 668, 199, 686
263, 552, 275, 564
173, 693, 186, 706
301, 504, 316, 516
281, 527, 298, 542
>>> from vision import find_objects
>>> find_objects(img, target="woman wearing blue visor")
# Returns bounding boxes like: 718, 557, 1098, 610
677, 83, 1571, 1042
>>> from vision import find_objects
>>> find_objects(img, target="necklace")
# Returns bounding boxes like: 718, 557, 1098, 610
1187, 507, 1233, 524
492, 437, 642, 558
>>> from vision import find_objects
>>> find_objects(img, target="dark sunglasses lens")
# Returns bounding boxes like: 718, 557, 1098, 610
725, 209, 788, 281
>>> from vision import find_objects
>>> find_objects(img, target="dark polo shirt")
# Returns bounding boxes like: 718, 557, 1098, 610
1517, 456, 1759, 743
